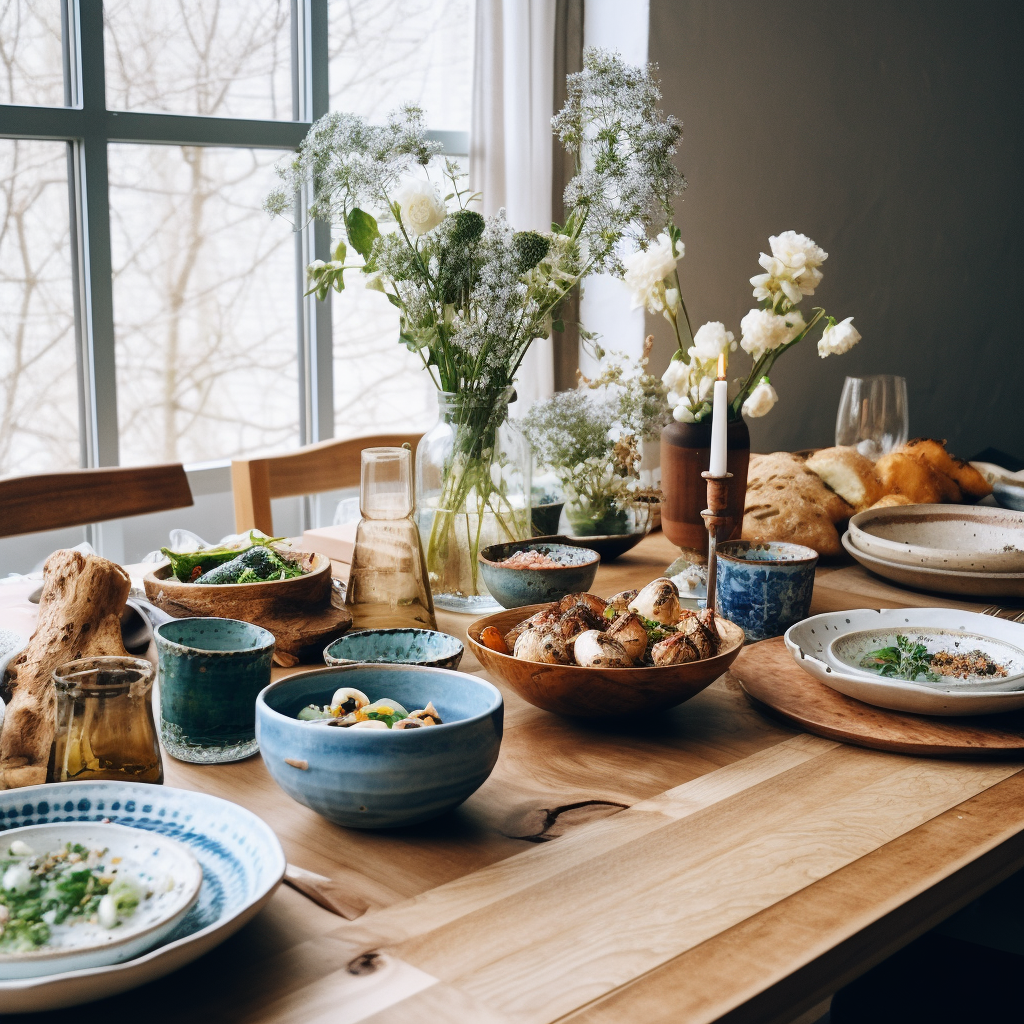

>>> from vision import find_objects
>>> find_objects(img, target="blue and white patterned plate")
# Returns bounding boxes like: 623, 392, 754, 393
0, 781, 285, 1012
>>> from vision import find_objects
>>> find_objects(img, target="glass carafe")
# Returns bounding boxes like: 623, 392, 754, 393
345, 446, 437, 631
49, 657, 163, 784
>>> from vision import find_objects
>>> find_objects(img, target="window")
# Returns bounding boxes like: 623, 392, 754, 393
0, 0, 471, 487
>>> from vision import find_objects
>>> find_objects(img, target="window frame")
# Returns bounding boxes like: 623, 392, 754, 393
0, 0, 469, 488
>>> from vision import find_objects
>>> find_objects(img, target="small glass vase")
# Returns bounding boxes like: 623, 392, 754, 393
415, 388, 531, 613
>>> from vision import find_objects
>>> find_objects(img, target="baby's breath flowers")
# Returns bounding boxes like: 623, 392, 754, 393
662, 231, 861, 422
523, 340, 670, 534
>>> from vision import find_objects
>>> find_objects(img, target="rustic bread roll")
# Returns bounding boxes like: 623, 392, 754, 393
745, 452, 854, 524
866, 493, 915, 511
805, 446, 884, 511
875, 452, 961, 503
742, 501, 841, 556
898, 438, 992, 499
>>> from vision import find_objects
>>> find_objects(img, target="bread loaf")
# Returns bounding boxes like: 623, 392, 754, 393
805, 447, 884, 511
875, 452, 961, 504
898, 438, 992, 499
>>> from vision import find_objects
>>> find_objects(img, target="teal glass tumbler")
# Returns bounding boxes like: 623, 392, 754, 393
155, 617, 275, 763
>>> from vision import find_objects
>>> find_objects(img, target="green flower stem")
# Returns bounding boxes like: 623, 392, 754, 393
728, 307, 826, 418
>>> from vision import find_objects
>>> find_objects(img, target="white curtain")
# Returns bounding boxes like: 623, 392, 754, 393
470, 0, 557, 410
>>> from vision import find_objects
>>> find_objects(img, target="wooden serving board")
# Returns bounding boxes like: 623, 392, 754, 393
731, 637, 1024, 759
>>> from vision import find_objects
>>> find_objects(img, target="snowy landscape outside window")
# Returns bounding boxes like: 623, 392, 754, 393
0, 0, 472, 480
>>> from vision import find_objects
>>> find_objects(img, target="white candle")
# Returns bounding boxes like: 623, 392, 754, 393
708, 355, 729, 477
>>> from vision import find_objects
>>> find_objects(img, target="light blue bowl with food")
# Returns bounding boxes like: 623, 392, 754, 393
256, 664, 503, 829
323, 628, 464, 670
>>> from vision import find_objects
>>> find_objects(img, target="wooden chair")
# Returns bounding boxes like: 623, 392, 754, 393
231, 434, 422, 535
0, 464, 194, 539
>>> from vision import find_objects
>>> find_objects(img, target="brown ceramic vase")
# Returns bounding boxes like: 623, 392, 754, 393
660, 417, 750, 551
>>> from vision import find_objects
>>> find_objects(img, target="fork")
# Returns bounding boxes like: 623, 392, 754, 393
980, 606, 1024, 623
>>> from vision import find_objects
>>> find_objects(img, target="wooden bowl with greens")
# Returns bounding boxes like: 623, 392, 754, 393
143, 537, 348, 663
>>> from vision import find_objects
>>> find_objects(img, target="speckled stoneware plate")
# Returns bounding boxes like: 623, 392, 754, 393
786, 609, 1024, 716
848, 505, 1024, 572
0, 823, 202, 980
0, 782, 284, 1013
829, 627, 1024, 691
841, 532, 1024, 598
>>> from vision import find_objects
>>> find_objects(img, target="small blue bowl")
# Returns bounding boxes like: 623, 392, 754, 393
478, 539, 600, 609
256, 664, 503, 829
715, 541, 819, 642
323, 628, 464, 670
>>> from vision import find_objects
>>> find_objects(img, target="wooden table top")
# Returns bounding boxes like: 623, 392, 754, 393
3, 534, 1024, 1024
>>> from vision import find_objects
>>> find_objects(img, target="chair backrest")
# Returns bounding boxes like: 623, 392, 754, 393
0, 464, 194, 539
231, 433, 422, 535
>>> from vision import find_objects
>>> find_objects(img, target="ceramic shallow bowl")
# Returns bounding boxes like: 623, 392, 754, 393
842, 532, 1024, 598
478, 540, 600, 609
256, 664, 503, 829
467, 603, 744, 718
785, 608, 1024, 716
848, 505, 1024, 572
0, 823, 202, 980
0, 781, 284, 1013
829, 628, 1024, 690
323, 628, 464, 670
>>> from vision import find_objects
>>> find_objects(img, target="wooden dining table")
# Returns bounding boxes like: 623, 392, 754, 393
4, 532, 1024, 1024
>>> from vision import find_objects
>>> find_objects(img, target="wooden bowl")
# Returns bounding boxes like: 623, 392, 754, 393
467, 603, 745, 718
144, 554, 351, 664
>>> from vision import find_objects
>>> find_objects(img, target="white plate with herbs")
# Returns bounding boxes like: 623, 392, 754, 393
785, 608, 1024, 716
0, 822, 202, 980
0, 781, 284, 1013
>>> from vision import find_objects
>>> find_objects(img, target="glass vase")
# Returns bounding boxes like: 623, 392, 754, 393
415, 389, 531, 613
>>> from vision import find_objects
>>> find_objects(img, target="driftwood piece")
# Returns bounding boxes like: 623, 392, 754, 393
0, 550, 130, 790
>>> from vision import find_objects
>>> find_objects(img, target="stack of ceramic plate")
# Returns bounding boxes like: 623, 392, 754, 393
785, 608, 1024, 716
842, 504, 1024, 598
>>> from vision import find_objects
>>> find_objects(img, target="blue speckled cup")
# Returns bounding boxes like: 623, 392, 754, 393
715, 541, 818, 642
155, 618, 275, 764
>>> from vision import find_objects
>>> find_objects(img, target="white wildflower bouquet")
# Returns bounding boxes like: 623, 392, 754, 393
522, 341, 670, 535
661, 231, 862, 423
267, 50, 686, 594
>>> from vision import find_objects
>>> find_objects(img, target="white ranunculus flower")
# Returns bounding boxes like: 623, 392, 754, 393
623, 232, 684, 313
673, 403, 697, 423
817, 316, 862, 357
739, 308, 805, 359
661, 356, 688, 391
742, 377, 778, 418
395, 178, 446, 236
769, 231, 828, 272
691, 321, 736, 360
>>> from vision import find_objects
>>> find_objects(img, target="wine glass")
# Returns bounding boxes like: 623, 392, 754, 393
835, 375, 909, 459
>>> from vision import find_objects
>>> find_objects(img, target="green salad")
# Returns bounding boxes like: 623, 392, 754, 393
161, 532, 307, 584
0, 840, 143, 952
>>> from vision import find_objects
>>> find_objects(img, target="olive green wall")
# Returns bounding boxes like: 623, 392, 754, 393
647, 0, 1024, 460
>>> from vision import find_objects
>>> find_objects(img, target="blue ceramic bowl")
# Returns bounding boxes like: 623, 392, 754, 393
323, 628, 464, 670
994, 479, 1024, 512
256, 664, 503, 829
477, 540, 600, 609
715, 540, 819, 642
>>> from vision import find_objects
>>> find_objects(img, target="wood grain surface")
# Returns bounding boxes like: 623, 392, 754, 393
2, 532, 1023, 1024
732, 636, 1024, 758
